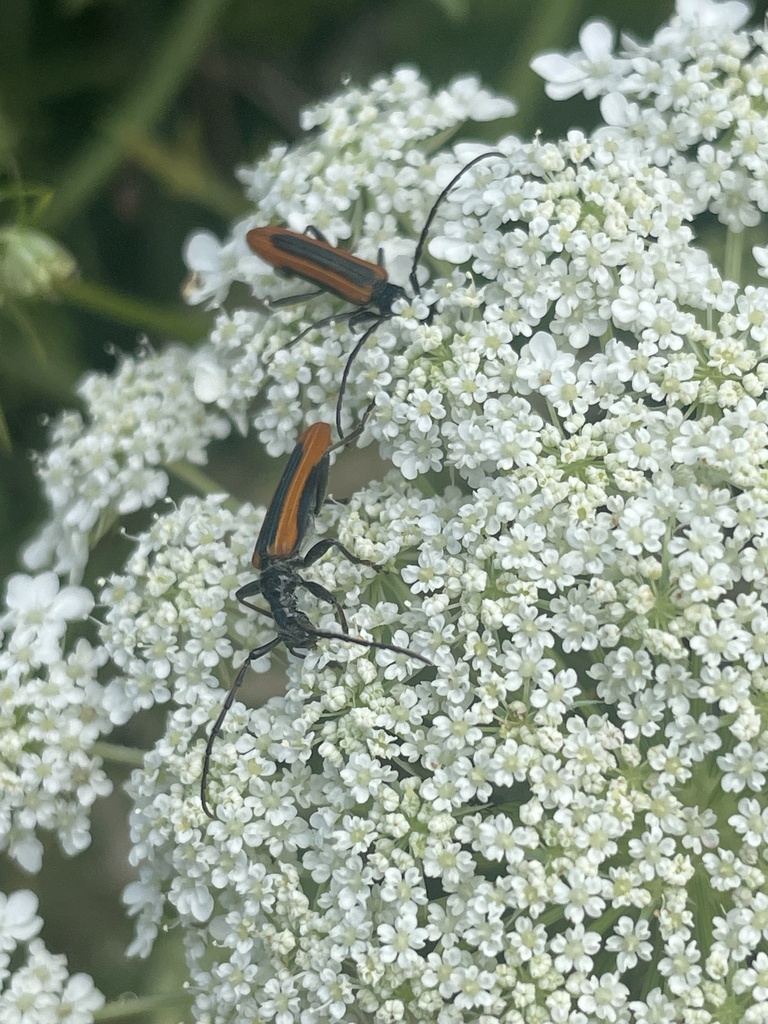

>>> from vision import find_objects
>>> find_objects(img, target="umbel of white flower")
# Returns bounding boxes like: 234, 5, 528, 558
4, 2, 768, 1022
0, 890, 104, 1021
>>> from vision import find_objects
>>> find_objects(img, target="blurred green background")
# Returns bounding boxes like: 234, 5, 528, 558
0, 0, 719, 1015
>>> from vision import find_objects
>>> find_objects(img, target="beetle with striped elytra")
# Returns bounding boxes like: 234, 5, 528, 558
246, 150, 503, 436
201, 405, 432, 816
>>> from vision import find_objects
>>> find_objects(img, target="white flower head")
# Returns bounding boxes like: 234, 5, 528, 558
111, 55, 768, 1021
531, 20, 629, 100
9, 29, 768, 1024
533, 0, 767, 230
1, 572, 93, 664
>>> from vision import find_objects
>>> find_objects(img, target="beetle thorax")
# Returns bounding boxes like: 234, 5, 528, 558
259, 563, 318, 653
371, 280, 407, 315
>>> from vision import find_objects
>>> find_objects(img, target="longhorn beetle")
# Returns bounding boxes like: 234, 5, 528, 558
201, 408, 432, 816
246, 150, 503, 436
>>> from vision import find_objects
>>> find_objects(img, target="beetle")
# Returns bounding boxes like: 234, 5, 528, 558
246, 150, 503, 436
201, 410, 432, 816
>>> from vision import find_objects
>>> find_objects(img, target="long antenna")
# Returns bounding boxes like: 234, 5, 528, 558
409, 150, 504, 295
201, 636, 281, 817
307, 625, 433, 666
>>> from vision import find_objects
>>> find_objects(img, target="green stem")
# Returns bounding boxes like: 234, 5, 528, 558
92, 741, 147, 767
0, 401, 10, 454
724, 228, 743, 283
167, 459, 228, 496
688, 866, 716, 958
43, 0, 232, 229
504, 0, 585, 137
0, 331, 80, 403
120, 128, 248, 221
6, 297, 48, 363
54, 277, 211, 342
95, 992, 192, 1021
0, 183, 53, 220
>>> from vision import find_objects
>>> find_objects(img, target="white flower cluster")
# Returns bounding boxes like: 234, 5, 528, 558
25, 345, 230, 580
183, 68, 516, 453
6, 0, 768, 1019
109, 15, 768, 1021
531, 0, 765, 231
100, 494, 260, 728
0, 889, 104, 1024
0, 572, 111, 871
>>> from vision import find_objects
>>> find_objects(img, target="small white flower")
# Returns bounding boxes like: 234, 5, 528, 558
193, 355, 229, 404
531, 20, 627, 101
1, 573, 93, 664
0, 890, 41, 949
754, 245, 768, 280
183, 230, 266, 308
